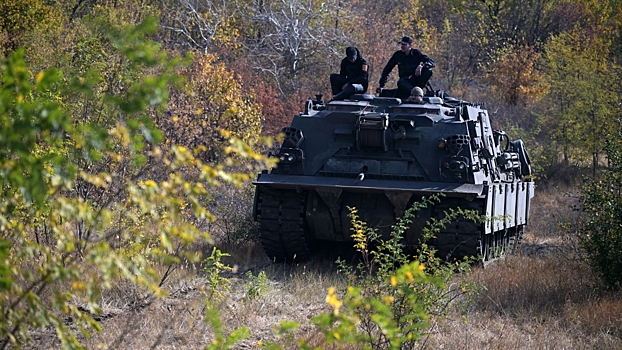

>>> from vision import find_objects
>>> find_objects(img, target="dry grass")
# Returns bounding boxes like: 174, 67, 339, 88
26, 181, 622, 349
425, 182, 622, 350
26, 249, 342, 349
425, 250, 622, 350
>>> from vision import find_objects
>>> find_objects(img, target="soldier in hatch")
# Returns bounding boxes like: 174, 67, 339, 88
408, 86, 424, 103
330, 46, 369, 100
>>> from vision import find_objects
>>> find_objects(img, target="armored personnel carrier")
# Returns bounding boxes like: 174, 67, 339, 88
252, 91, 534, 263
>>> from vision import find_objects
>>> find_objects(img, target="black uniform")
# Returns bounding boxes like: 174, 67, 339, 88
330, 47, 369, 100
378, 48, 435, 98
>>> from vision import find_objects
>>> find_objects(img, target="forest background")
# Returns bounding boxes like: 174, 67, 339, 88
1, 0, 622, 349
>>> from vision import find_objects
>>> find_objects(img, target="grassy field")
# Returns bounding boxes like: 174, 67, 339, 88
27, 184, 622, 349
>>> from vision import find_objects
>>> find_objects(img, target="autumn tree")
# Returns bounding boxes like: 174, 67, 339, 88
486, 45, 549, 106
414, 0, 621, 98
0, 0, 63, 57
540, 27, 620, 170
161, 53, 263, 161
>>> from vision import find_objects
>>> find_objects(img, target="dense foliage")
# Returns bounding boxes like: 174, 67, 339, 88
579, 136, 622, 289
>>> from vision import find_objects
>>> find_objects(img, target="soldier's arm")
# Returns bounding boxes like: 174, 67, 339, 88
379, 53, 398, 87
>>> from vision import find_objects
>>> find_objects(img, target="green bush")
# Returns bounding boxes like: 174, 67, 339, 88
579, 139, 622, 289
202, 247, 234, 301
262, 195, 480, 349
245, 270, 268, 300
328, 196, 479, 349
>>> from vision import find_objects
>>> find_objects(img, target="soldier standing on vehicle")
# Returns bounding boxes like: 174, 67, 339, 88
376, 36, 435, 98
330, 46, 369, 100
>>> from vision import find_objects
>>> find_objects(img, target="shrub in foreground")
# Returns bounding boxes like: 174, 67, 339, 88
258, 196, 480, 349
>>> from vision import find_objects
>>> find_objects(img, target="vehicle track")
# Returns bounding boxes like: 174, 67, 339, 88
257, 190, 312, 262
258, 190, 524, 265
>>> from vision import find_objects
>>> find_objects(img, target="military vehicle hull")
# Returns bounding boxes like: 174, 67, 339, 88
253, 93, 534, 263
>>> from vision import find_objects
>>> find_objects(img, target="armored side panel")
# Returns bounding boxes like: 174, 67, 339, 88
254, 93, 534, 263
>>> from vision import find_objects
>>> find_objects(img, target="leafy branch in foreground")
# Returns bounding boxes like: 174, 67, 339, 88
0, 16, 274, 349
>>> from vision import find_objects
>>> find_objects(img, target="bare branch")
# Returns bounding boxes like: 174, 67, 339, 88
161, 0, 234, 54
